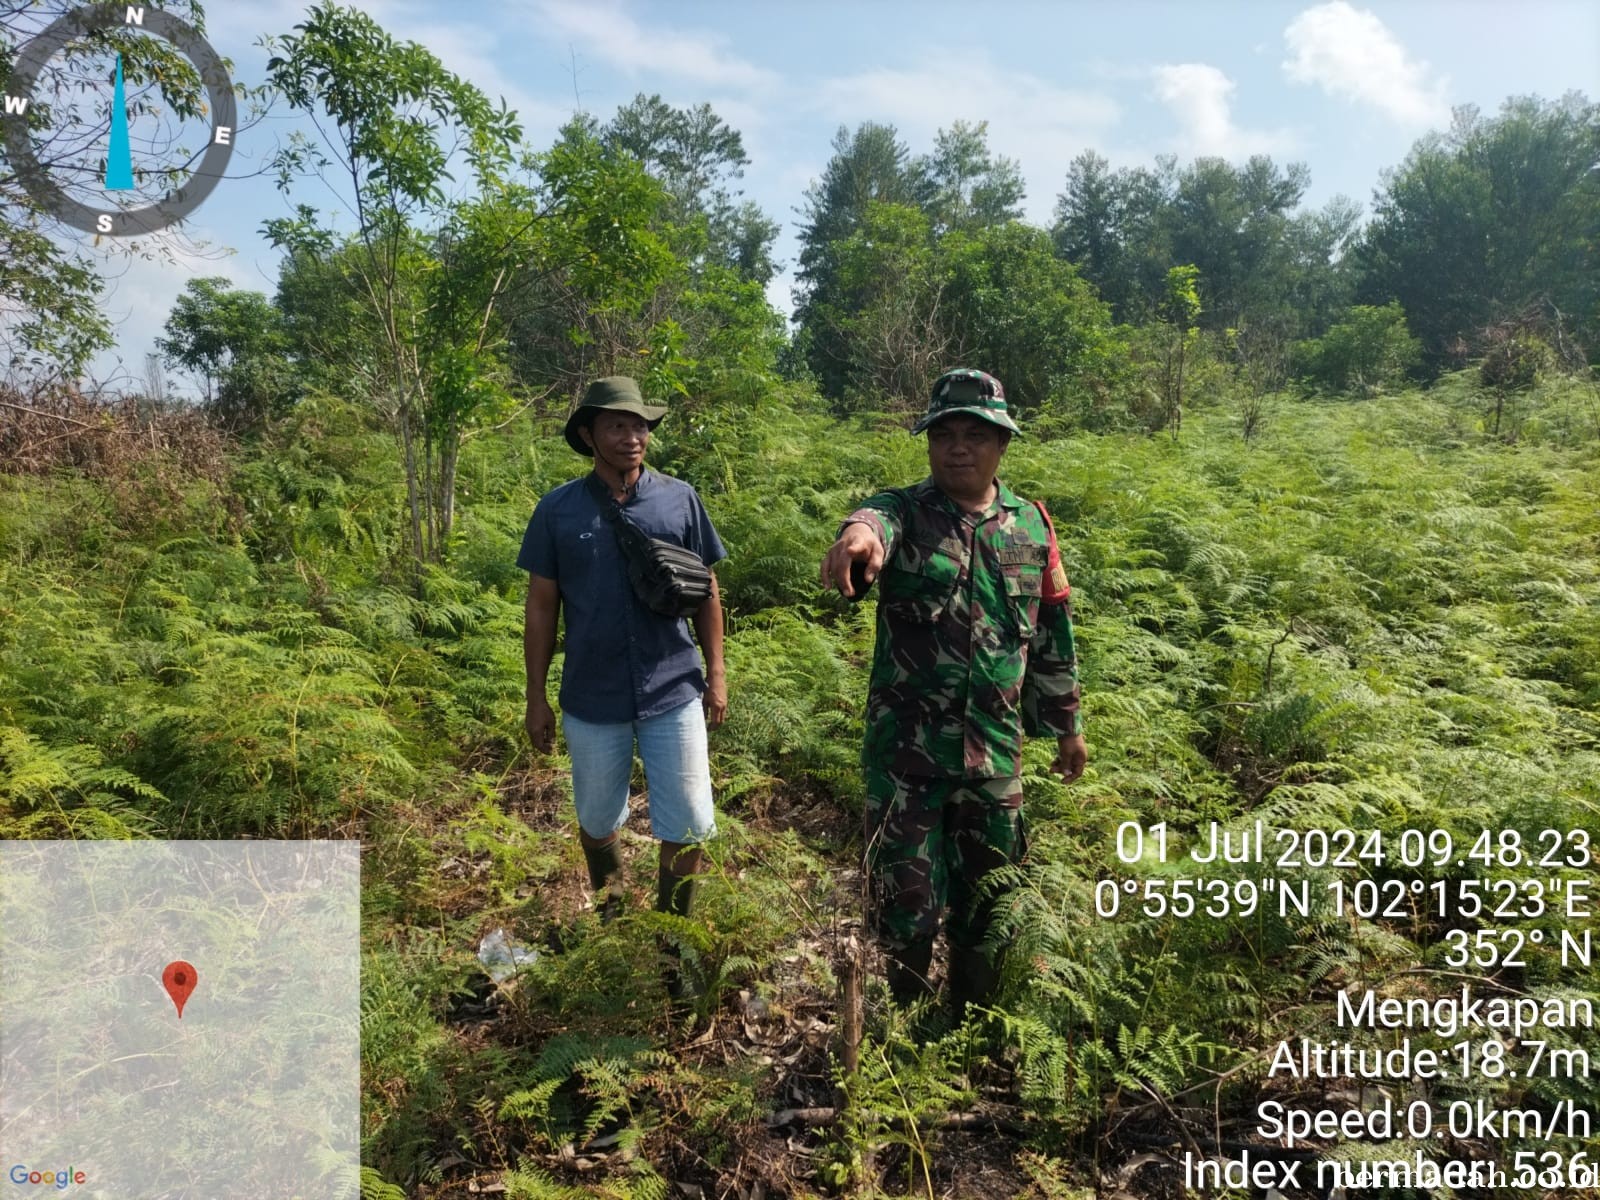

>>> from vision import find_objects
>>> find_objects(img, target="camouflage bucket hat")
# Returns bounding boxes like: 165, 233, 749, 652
911, 368, 1022, 436
563, 376, 669, 456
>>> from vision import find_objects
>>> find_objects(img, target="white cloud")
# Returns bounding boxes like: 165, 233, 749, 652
1151, 63, 1294, 158
1282, 1, 1450, 126
533, 0, 777, 91
814, 63, 1119, 143
810, 57, 1121, 225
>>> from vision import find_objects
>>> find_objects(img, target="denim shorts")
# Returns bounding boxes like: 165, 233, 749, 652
562, 698, 717, 843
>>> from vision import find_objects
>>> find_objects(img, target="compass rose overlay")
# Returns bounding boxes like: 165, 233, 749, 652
1, 3, 237, 236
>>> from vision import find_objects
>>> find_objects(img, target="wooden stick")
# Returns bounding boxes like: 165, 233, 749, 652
0, 399, 98, 429
840, 934, 863, 1078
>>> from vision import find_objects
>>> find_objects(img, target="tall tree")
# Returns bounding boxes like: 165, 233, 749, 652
795, 122, 919, 398
1053, 151, 1125, 311
603, 94, 778, 286
1054, 153, 1353, 339
1167, 156, 1309, 333
1356, 93, 1600, 368
911, 119, 1025, 235
264, 4, 670, 564
1052, 154, 1177, 323
1281, 195, 1362, 335
607, 95, 742, 208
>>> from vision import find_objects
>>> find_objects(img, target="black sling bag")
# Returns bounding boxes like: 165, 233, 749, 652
600, 502, 714, 619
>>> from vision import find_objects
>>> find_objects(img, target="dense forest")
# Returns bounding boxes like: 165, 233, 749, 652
2, 4, 1598, 1198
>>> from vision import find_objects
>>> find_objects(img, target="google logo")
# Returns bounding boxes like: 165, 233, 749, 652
7, 1165, 85, 1188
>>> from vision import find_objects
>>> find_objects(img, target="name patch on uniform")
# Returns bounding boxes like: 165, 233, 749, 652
996, 544, 1046, 565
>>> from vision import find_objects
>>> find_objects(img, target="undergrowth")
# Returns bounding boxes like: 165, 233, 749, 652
2, 378, 1596, 1196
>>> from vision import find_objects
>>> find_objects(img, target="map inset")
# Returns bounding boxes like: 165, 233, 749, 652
0, 841, 359, 1198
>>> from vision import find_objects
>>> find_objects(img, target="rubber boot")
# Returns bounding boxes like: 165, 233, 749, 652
947, 943, 1002, 1024
582, 836, 625, 923
656, 865, 701, 918
884, 935, 936, 1007
656, 865, 702, 1004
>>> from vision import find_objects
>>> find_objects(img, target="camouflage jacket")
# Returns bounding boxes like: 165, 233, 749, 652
844, 477, 1082, 779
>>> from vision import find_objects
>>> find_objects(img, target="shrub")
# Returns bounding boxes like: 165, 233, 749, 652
1292, 302, 1421, 396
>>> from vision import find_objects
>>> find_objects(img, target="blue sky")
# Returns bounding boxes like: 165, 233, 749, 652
64, 0, 1600, 387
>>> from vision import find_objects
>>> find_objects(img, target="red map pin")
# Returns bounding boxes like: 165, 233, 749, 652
162, 960, 197, 1019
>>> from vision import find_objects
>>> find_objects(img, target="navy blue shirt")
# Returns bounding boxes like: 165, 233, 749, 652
518, 468, 727, 723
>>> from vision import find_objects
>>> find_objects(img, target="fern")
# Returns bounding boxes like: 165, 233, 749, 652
358, 1167, 407, 1200
7, 379, 1600, 1188
499, 1033, 664, 1152
0, 724, 159, 837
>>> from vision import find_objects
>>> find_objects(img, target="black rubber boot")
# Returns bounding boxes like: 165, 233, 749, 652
656, 866, 702, 1004
947, 943, 1001, 1024
885, 935, 936, 1007
582, 836, 625, 923
655, 865, 701, 918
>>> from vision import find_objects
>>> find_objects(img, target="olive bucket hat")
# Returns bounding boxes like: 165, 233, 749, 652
911, 368, 1022, 436
563, 376, 669, 456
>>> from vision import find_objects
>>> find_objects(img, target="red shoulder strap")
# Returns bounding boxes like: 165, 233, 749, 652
1033, 500, 1071, 604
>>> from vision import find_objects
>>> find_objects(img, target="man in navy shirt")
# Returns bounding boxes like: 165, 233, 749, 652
519, 377, 727, 962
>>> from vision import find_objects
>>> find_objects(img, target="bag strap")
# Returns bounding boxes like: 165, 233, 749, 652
1033, 500, 1071, 604
600, 498, 650, 564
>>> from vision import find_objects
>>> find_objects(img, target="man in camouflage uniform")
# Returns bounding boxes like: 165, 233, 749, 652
820, 368, 1086, 1013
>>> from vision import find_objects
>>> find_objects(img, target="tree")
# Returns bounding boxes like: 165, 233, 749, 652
1273, 195, 1362, 341
938, 222, 1118, 417
799, 200, 1119, 421
798, 121, 1045, 406
264, 5, 671, 564
603, 93, 779, 286
911, 119, 1025, 235
1054, 153, 1354, 340
1229, 324, 1290, 443
824, 203, 948, 411
273, 243, 384, 398
795, 122, 919, 399
1479, 325, 1555, 439
597, 97, 784, 395
1356, 93, 1600, 369
607, 94, 744, 204
264, 3, 518, 563
156, 277, 297, 431
498, 113, 773, 407
1053, 154, 1188, 324
1152, 265, 1202, 435
1167, 156, 1309, 334
1053, 151, 1127, 313
492, 103, 783, 408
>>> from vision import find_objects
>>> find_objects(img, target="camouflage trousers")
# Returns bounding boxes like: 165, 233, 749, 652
863, 768, 1026, 954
